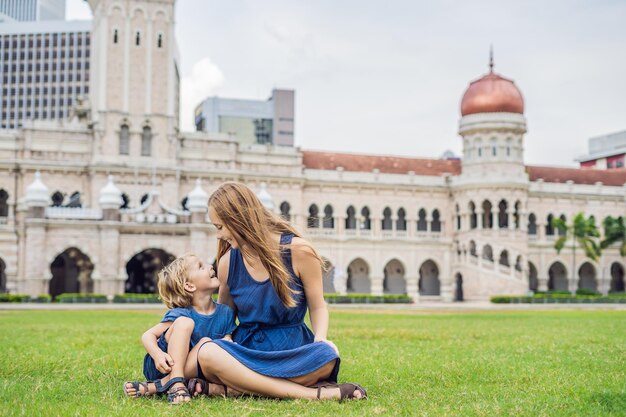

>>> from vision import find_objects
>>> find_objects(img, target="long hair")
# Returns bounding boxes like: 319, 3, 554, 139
209, 182, 313, 308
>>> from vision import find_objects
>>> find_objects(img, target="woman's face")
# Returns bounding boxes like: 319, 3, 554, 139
208, 206, 240, 248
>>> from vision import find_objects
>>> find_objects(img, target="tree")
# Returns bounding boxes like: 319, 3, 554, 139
600, 216, 626, 257
552, 212, 601, 293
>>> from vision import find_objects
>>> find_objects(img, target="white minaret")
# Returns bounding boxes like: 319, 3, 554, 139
87, 0, 180, 162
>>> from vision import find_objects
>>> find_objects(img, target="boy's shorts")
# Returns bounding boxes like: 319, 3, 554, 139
142, 333, 169, 381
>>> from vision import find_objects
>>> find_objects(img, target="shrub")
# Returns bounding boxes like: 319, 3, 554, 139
31, 294, 51, 303
575, 289, 601, 296
0, 294, 31, 303
113, 293, 161, 304
323, 293, 412, 304
56, 293, 108, 303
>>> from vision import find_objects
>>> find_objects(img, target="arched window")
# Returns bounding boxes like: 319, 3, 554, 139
396, 208, 407, 231
51, 191, 64, 207
431, 209, 441, 232
514, 201, 521, 228
382, 207, 393, 230
515, 256, 523, 271
482, 245, 493, 262
498, 200, 508, 228
279, 201, 290, 221
119, 124, 129, 155
345, 206, 356, 230
120, 193, 130, 209
361, 207, 371, 230
546, 214, 554, 236
528, 213, 537, 235
482, 200, 493, 229
558, 214, 567, 236
157, 33, 163, 48
469, 240, 477, 257
135, 31, 141, 46
67, 191, 81, 208
417, 208, 427, 231
455, 204, 461, 230
469, 202, 477, 229
113, 29, 118, 44
0, 189, 8, 217
141, 126, 152, 156
307, 204, 319, 228
499, 250, 509, 266
323, 205, 334, 229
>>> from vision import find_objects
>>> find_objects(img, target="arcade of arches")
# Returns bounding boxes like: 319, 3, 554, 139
125, 249, 176, 294
49, 248, 94, 298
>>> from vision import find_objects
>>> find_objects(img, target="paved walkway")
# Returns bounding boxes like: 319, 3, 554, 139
0, 301, 624, 311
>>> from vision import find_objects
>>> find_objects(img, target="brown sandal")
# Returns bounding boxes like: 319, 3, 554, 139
316, 383, 368, 400
187, 377, 229, 397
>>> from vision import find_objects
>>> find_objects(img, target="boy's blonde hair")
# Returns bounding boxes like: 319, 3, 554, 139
157, 254, 195, 309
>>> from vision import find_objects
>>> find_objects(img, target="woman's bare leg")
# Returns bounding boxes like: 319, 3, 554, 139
197, 343, 362, 400
182, 338, 242, 397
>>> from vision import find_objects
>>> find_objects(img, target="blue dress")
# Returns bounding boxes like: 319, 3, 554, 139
212, 233, 340, 381
143, 303, 237, 380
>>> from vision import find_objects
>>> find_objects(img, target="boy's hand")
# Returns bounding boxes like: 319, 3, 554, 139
154, 352, 174, 374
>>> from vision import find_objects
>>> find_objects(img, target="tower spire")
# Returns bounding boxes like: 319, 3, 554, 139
489, 45, 494, 73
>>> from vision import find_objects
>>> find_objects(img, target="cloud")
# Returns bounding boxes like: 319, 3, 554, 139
180, 57, 225, 132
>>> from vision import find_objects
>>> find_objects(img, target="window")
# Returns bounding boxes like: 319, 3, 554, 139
141, 126, 152, 156
119, 124, 129, 155
396, 208, 407, 231
157, 33, 163, 48
323, 205, 334, 229
135, 31, 141, 46
279, 201, 290, 221
113, 29, 118, 44
0, 189, 8, 217
307, 205, 319, 228
345, 206, 356, 230
382, 207, 393, 230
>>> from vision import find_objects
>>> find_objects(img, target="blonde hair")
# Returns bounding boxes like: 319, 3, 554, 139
157, 254, 195, 309
209, 182, 321, 308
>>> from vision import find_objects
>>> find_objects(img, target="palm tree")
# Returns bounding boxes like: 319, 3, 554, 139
552, 212, 601, 293
600, 216, 626, 257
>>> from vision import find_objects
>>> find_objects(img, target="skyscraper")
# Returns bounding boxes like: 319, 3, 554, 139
0, 0, 66, 22
0, 19, 91, 129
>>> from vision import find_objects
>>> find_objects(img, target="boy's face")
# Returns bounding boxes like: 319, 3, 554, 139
208, 206, 240, 249
185, 256, 219, 292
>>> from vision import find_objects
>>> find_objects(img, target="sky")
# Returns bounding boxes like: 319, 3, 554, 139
67, 0, 626, 167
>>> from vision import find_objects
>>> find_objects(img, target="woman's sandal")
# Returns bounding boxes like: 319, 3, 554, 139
316, 383, 368, 401
187, 377, 229, 398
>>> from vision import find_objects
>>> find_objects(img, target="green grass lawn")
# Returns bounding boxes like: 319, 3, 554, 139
0, 309, 625, 417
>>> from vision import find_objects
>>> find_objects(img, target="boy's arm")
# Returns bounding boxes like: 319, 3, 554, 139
141, 322, 174, 374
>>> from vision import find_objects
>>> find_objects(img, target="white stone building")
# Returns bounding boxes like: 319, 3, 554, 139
0, 0, 624, 301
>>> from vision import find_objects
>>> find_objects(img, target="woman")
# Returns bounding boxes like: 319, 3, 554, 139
191, 182, 366, 400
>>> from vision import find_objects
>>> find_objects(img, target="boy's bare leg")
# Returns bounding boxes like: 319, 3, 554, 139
197, 343, 362, 400
125, 317, 194, 401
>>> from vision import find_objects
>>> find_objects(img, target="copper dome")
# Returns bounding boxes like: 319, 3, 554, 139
460, 71, 524, 116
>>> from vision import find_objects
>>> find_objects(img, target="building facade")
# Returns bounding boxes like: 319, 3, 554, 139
195, 88, 295, 146
578, 130, 626, 170
0, 19, 91, 129
0, 0, 624, 301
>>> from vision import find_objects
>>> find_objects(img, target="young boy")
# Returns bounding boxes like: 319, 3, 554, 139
123, 254, 236, 404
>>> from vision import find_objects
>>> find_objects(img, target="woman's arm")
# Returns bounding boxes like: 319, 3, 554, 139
216, 250, 236, 313
291, 238, 330, 342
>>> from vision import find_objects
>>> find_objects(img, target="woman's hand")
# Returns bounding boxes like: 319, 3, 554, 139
315, 338, 340, 356
154, 351, 174, 374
